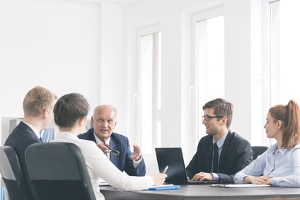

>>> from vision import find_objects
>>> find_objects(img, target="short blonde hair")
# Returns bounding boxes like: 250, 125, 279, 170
23, 86, 57, 117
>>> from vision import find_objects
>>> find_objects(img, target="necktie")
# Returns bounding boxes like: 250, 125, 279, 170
105, 143, 110, 158
213, 143, 219, 172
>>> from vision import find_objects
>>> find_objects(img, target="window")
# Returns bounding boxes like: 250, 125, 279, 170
136, 25, 161, 154
192, 7, 224, 143
279, 0, 300, 102
263, 0, 300, 145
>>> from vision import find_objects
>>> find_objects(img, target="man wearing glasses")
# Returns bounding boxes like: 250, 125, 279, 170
186, 98, 253, 184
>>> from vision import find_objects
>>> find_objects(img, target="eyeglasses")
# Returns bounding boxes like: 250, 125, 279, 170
202, 115, 223, 122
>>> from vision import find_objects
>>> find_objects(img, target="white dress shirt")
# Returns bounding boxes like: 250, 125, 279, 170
52, 132, 153, 200
234, 143, 300, 187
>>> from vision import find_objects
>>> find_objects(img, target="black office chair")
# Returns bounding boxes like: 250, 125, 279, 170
25, 142, 96, 200
0, 146, 27, 200
252, 146, 268, 160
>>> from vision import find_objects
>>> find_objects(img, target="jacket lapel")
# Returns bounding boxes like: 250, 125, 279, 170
109, 140, 120, 164
219, 131, 233, 165
207, 140, 214, 171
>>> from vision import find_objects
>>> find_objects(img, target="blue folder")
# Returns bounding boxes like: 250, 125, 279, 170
148, 184, 180, 191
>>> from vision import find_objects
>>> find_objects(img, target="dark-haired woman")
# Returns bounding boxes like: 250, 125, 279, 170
52, 93, 166, 200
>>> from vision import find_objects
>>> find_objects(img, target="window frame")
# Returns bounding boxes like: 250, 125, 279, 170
262, 0, 280, 146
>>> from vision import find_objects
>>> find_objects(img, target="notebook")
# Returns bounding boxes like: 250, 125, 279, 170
155, 147, 219, 185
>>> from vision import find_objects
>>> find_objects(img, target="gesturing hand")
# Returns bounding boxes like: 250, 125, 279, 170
131, 144, 142, 161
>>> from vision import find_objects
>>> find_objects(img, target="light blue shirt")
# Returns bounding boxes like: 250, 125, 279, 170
234, 143, 300, 187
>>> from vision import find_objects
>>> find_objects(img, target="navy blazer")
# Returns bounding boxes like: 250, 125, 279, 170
186, 131, 253, 184
78, 128, 146, 176
4, 121, 40, 200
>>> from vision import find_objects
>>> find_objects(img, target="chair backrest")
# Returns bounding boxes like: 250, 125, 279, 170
252, 146, 268, 160
0, 146, 27, 200
25, 142, 96, 200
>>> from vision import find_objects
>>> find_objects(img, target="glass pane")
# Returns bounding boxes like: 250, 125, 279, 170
196, 15, 224, 139
140, 34, 153, 153
280, 0, 300, 103
139, 31, 161, 153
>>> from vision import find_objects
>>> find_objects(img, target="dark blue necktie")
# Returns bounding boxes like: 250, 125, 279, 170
213, 143, 219, 172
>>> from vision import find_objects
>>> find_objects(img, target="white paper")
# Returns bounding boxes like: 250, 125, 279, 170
211, 184, 270, 188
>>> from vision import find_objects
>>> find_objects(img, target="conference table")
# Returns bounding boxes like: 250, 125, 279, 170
100, 184, 300, 200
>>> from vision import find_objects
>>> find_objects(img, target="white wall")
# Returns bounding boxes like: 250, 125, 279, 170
95, 2, 128, 134
0, 0, 99, 143
0, 0, 265, 174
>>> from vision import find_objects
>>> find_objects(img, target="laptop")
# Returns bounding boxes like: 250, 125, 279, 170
155, 147, 219, 185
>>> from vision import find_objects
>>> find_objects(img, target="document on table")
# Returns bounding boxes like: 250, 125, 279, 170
211, 184, 270, 188
148, 184, 181, 191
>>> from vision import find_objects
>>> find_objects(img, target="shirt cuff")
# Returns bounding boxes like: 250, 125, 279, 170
211, 172, 219, 180
133, 156, 142, 168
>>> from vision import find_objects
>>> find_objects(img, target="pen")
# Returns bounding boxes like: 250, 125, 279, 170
162, 166, 168, 174
106, 145, 120, 155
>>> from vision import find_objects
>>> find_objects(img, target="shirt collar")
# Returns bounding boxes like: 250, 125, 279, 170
270, 143, 288, 155
22, 121, 40, 138
94, 132, 110, 145
213, 132, 228, 148
58, 131, 80, 139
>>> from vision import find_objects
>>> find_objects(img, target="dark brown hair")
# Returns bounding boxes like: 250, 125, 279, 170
203, 98, 233, 128
54, 93, 90, 128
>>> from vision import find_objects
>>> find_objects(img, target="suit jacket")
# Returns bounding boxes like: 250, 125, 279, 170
78, 128, 146, 176
4, 121, 40, 200
186, 131, 253, 183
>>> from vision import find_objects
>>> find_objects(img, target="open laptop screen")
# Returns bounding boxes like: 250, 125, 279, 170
155, 147, 219, 185
155, 147, 190, 184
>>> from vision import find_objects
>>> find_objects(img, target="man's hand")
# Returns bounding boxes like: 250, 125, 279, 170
191, 172, 213, 181
96, 142, 110, 154
131, 144, 142, 161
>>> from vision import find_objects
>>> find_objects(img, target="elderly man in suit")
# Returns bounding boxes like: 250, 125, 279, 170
78, 105, 146, 176
186, 98, 253, 184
